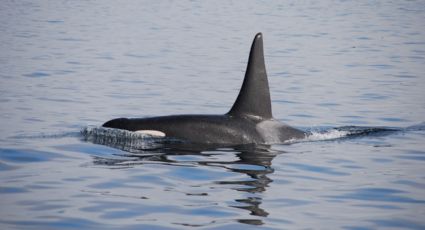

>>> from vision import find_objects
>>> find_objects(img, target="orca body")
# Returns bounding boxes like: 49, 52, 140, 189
103, 33, 306, 145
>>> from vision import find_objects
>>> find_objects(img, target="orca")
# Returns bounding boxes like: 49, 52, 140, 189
103, 33, 306, 145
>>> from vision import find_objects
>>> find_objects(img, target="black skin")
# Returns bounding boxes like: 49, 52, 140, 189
102, 33, 306, 145
103, 115, 258, 144
103, 114, 305, 145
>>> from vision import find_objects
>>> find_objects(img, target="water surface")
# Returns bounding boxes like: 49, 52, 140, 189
1, 1, 424, 229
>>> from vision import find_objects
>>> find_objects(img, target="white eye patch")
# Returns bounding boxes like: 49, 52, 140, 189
134, 130, 166, 137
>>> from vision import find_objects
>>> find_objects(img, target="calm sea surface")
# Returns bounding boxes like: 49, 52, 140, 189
1, 1, 424, 229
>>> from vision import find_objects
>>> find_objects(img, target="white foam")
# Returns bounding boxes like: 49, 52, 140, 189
304, 129, 350, 142
81, 126, 167, 151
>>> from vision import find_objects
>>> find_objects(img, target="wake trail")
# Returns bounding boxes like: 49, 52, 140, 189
292, 125, 420, 144
8, 122, 425, 150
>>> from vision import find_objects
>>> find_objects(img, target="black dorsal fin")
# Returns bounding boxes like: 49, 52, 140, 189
228, 33, 272, 119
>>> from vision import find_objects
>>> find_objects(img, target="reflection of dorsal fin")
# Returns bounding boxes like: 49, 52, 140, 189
228, 33, 272, 119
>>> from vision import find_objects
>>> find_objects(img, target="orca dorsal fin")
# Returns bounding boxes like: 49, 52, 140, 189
228, 33, 273, 119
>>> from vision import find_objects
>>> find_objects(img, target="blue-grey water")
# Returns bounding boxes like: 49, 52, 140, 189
1, 1, 425, 229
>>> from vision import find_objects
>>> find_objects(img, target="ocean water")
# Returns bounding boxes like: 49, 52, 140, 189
1, 1, 424, 229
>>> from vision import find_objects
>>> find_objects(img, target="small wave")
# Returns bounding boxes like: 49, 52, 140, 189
295, 126, 401, 143
304, 129, 351, 142
11, 131, 81, 139
405, 122, 425, 131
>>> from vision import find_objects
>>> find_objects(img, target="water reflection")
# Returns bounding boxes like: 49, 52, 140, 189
87, 133, 279, 225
